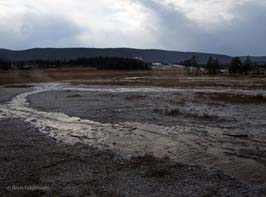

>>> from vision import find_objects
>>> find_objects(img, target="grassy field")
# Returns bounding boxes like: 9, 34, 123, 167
1, 68, 266, 90
0, 68, 154, 85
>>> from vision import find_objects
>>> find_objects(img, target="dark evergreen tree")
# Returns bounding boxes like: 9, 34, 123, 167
0, 58, 11, 70
207, 57, 220, 75
207, 56, 214, 74
229, 57, 242, 74
191, 55, 198, 67
242, 56, 254, 73
181, 55, 198, 67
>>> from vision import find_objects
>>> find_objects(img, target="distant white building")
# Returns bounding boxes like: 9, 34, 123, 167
133, 57, 144, 61
152, 62, 163, 66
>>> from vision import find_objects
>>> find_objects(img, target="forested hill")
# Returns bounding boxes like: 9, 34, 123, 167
0, 48, 265, 65
0, 48, 232, 64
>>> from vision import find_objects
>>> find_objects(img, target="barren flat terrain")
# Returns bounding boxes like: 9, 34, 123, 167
0, 69, 266, 196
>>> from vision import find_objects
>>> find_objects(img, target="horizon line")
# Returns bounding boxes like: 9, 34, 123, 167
0, 47, 265, 58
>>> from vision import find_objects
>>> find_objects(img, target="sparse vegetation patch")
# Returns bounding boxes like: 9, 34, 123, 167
67, 94, 82, 98
125, 95, 146, 101
196, 92, 266, 103
154, 107, 223, 121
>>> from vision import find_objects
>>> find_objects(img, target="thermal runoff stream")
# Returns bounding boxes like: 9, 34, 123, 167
0, 82, 266, 186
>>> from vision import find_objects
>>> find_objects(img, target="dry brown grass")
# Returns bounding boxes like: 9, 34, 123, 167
67, 94, 82, 98
196, 92, 266, 103
4, 84, 33, 88
1, 68, 266, 91
0, 69, 153, 85
154, 108, 222, 121
125, 95, 146, 101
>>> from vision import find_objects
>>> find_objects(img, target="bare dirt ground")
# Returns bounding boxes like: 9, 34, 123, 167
0, 69, 266, 196
1, 119, 257, 196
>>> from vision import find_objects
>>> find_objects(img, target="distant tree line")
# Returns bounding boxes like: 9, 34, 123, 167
0, 57, 151, 70
179, 55, 266, 75
0, 58, 11, 70
229, 56, 256, 74
180, 55, 199, 68
179, 56, 220, 75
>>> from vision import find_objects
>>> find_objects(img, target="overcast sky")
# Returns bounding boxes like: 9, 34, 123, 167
0, 0, 265, 56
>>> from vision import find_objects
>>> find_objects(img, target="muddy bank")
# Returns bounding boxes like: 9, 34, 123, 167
0, 118, 260, 196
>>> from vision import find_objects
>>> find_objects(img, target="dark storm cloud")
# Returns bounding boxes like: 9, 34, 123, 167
214, 2, 266, 56
132, 0, 213, 52
132, 0, 266, 56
